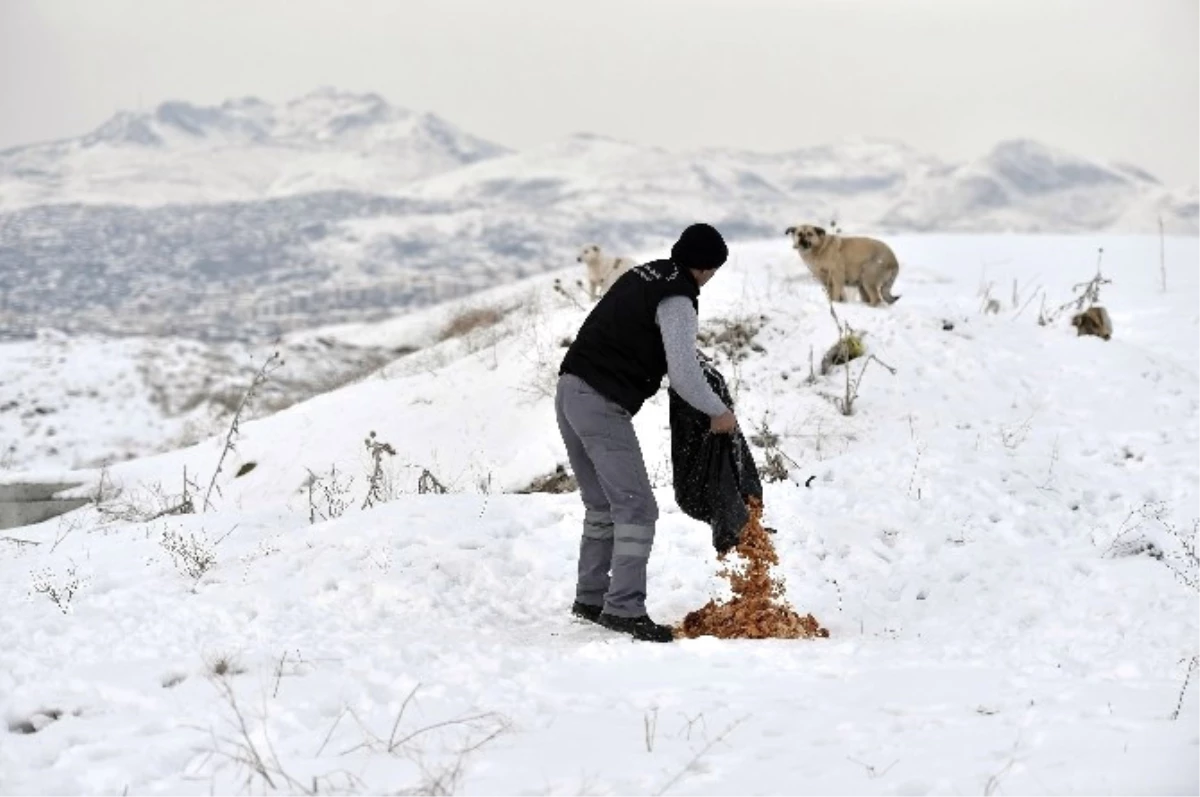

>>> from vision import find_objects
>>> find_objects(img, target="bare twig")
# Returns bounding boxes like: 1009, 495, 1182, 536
202, 673, 361, 795
1013, 286, 1045, 320
49, 516, 81, 554
1038, 436, 1061, 491
338, 682, 510, 795
203, 351, 283, 512
214, 524, 240, 545
847, 755, 900, 780
677, 712, 708, 742
272, 651, 288, 699
316, 707, 349, 757
654, 716, 747, 796
840, 354, 897, 416
1171, 655, 1198, 721
1, 535, 41, 547
984, 744, 1021, 795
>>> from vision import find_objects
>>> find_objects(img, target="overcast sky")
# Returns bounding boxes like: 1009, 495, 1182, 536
1, 0, 1196, 181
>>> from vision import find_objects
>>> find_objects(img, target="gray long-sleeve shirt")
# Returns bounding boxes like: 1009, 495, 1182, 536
655, 295, 729, 417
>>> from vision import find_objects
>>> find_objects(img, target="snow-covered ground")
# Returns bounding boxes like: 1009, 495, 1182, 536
0, 333, 406, 472
1, 234, 1197, 795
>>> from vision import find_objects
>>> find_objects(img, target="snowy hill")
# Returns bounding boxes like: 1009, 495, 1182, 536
1, 91, 1195, 341
1, 234, 1196, 794
0, 331, 410, 471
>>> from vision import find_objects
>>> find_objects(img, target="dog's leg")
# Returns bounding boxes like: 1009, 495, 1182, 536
818, 270, 835, 302
857, 284, 870, 303
830, 269, 846, 303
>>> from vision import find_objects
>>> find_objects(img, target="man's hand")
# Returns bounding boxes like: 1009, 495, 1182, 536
710, 410, 738, 434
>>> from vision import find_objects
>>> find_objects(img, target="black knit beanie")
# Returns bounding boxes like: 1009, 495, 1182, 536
670, 223, 728, 271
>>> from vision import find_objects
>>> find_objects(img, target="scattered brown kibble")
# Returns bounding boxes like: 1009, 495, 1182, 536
678, 497, 829, 640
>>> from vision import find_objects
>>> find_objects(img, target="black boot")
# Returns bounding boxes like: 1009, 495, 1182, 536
597, 612, 674, 643
571, 601, 603, 623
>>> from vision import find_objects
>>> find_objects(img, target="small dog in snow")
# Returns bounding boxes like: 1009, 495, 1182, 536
1071, 306, 1112, 340
577, 244, 635, 300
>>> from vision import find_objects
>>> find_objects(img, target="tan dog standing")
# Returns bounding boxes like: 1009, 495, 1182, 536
785, 224, 901, 306
577, 244, 636, 300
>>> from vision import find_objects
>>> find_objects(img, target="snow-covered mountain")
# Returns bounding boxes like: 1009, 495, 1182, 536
0, 91, 1195, 342
0, 88, 508, 208
881, 138, 1199, 233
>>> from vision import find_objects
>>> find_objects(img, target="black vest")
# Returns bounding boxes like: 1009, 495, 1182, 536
559, 259, 700, 415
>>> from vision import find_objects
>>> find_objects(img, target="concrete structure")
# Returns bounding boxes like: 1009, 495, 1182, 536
0, 482, 89, 530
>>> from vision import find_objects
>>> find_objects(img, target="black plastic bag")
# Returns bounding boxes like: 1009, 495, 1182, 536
668, 358, 763, 555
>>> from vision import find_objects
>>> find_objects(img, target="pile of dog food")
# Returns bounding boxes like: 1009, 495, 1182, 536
678, 498, 829, 640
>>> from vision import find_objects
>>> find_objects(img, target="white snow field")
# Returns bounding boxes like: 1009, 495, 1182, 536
0, 333, 405, 472
1, 234, 1197, 795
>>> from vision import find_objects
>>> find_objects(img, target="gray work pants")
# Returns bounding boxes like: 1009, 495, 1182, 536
554, 373, 658, 617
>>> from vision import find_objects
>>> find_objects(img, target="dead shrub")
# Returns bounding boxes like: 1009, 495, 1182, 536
515, 465, 578, 494
30, 564, 83, 614
749, 420, 795, 484
161, 527, 217, 582
438, 307, 505, 342
698, 315, 768, 364
206, 653, 247, 677
1038, 247, 1112, 328
823, 305, 896, 416
362, 431, 398, 509
98, 466, 197, 523
305, 466, 354, 524
417, 468, 448, 495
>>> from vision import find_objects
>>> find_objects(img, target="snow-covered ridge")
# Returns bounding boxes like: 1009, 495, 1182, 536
0, 90, 1193, 234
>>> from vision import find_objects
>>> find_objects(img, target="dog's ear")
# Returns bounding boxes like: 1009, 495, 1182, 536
814, 226, 826, 237
784, 226, 795, 236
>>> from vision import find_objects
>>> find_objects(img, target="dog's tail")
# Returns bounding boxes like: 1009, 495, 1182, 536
886, 293, 901, 304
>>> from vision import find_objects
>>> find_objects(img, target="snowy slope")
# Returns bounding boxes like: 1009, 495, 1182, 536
0, 331, 409, 471
1, 234, 1196, 795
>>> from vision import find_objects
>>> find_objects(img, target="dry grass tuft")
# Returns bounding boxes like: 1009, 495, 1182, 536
438, 307, 505, 342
